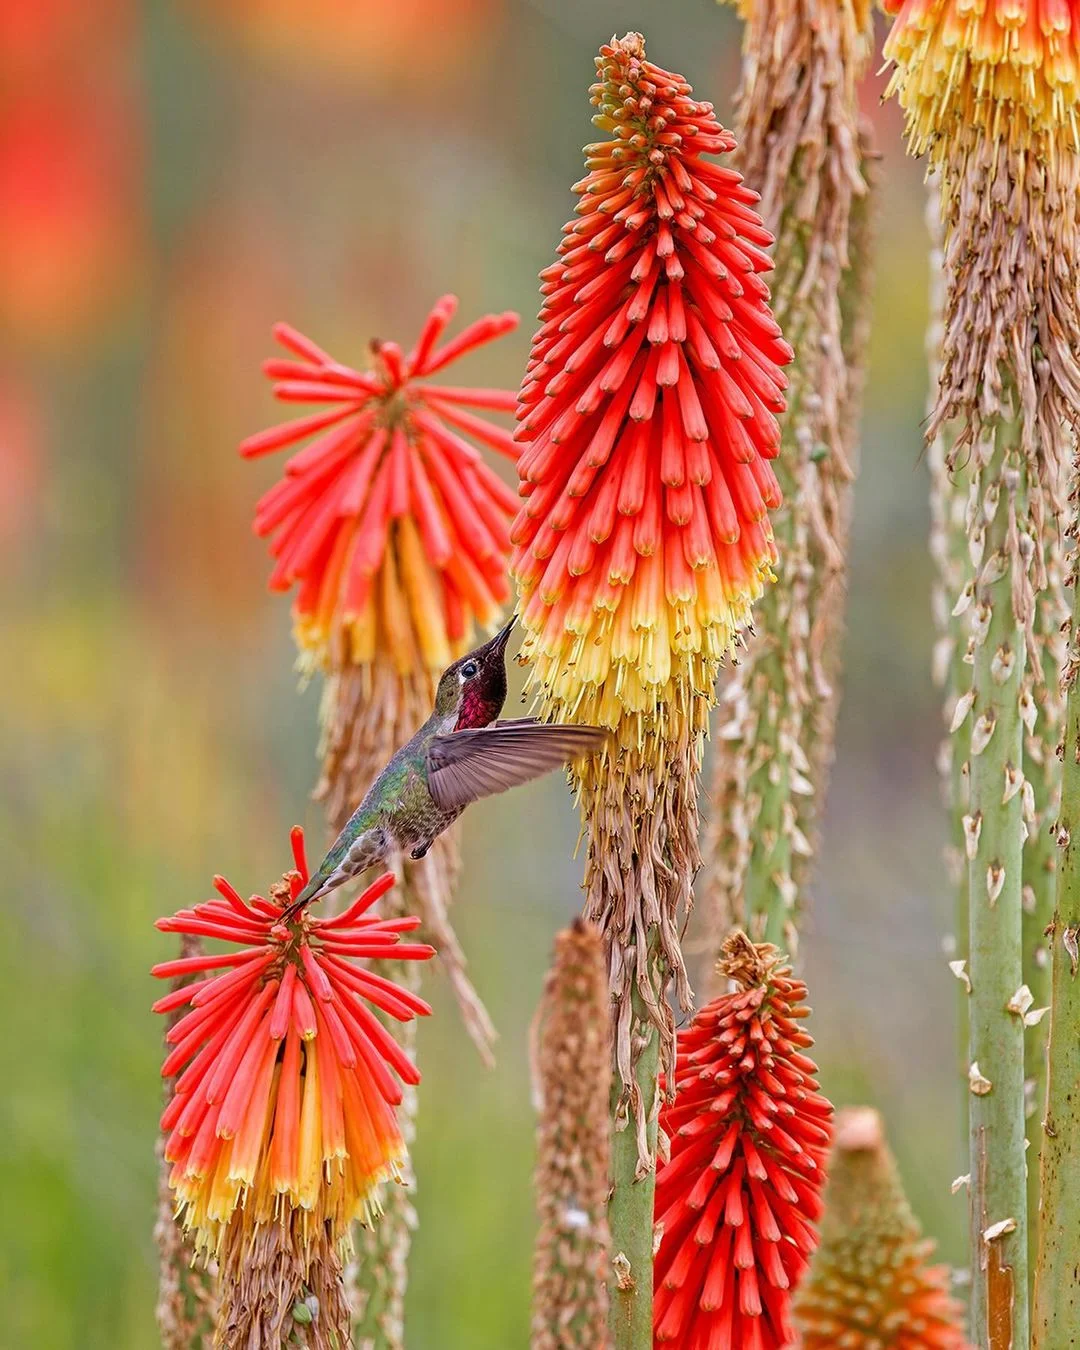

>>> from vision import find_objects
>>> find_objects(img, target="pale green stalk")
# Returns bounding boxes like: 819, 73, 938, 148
1031, 523, 1080, 1346
1022, 550, 1066, 1282
932, 435, 972, 1107
925, 178, 973, 1113
959, 420, 1029, 1348
607, 970, 660, 1350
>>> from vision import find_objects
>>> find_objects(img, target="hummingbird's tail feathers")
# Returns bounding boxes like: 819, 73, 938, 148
280, 824, 392, 921
425, 719, 610, 812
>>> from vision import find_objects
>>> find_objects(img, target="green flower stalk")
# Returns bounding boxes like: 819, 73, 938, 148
883, 4, 1080, 1345
958, 418, 1031, 1344
1022, 530, 1066, 1277
706, 0, 874, 953
924, 173, 1064, 1283
531, 920, 612, 1349
1033, 484, 1080, 1344
925, 177, 972, 1097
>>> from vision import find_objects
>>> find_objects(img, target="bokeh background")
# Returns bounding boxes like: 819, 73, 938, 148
0, 3, 952, 1346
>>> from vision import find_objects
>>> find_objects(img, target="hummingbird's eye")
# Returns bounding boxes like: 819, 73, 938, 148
460, 660, 479, 681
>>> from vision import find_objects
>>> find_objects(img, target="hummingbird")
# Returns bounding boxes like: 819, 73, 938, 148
284, 619, 607, 917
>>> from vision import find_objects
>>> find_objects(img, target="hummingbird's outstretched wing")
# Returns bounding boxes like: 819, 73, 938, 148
425, 718, 609, 812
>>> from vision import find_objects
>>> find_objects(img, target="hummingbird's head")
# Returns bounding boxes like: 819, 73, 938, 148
434, 617, 514, 729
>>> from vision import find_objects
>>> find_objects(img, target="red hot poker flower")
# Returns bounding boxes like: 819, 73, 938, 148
883, 0, 1080, 154
152, 826, 435, 1254
241, 297, 519, 674
512, 34, 791, 727
654, 933, 833, 1350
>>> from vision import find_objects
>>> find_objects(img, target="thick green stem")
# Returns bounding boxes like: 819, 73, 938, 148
930, 408, 972, 1103
1022, 550, 1066, 1282
607, 956, 661, 1350
926, 178, 973, 1123
1031, 573, 1080, 1346
964, 429, 1029, 1349
743, 648, 800, 950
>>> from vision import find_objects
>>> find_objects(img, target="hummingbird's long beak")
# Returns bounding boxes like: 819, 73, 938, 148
490, 615, 516, 657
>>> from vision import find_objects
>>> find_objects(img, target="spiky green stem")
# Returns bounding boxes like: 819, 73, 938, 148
934, 429, 973, 1114
1022, 545, 1066, 1282
741, 654, 802, 950
1031, 558, 1080, 1347
607, 947, 661, 1350
926, 179, 974, 1129
963, 422, 1029, 1349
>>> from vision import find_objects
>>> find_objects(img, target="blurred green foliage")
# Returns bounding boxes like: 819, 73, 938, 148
0, 3, 963, 1346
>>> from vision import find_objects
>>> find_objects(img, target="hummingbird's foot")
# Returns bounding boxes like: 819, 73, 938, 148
410, 842, 431, 860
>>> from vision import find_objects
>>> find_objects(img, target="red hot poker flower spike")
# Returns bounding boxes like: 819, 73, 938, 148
512, 34, 792, 728
241, 297, 519, 675
152, 826, 435, 1255
654, 932, 833, 1350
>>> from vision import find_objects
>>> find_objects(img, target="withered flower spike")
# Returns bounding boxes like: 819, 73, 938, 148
216, 1209, 352, 1350
531, 920, 612, 1349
